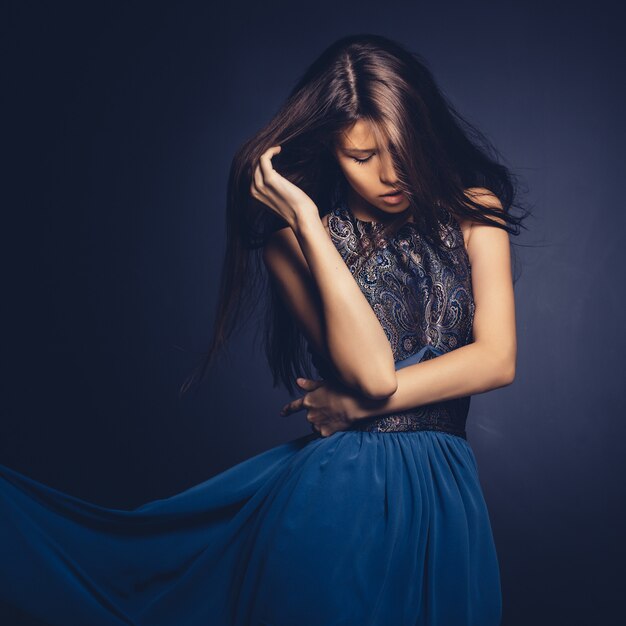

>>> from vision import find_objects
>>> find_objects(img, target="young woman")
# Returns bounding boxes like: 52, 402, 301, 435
0, 34, 525, 625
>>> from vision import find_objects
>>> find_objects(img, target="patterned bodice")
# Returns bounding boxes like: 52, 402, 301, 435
309, 198, 476, 439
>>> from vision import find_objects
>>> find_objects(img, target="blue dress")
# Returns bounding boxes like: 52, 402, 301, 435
0, 199, 502, 625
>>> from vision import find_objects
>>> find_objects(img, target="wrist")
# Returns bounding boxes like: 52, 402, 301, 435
291, 204, 322, 233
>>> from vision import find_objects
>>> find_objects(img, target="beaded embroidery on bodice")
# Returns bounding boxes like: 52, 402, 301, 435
309, 198, 476, 439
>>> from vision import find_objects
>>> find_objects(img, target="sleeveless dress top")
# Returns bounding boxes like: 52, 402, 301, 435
309, 198, 476, 439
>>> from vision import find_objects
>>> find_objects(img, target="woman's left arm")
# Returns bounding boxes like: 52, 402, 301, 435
351, 195, 517, 419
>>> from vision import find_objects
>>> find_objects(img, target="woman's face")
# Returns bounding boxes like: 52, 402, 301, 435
333, 119, 410, 220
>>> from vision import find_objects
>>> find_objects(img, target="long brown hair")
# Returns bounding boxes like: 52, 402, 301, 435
179, 33, 530, 397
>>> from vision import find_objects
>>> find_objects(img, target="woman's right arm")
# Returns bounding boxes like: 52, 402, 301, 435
263, 212, 397, 400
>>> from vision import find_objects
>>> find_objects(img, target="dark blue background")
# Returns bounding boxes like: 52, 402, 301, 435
3, 1, 624, 624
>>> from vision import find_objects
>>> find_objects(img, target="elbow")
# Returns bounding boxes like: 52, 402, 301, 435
495, 355, 516, 387
359, 373, 398, 400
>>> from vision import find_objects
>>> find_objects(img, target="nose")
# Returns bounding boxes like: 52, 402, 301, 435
378, 149, 398, 185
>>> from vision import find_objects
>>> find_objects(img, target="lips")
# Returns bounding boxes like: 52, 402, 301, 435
381, 190, 402, 197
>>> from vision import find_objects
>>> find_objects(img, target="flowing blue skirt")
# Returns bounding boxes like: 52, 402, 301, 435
0, 349, 502, 625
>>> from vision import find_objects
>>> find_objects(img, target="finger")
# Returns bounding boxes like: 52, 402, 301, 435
308, 417, 321, 434
316, 423, 330, 437
297, 377, 325, 390
259, 146, 282, 186
253, 162, 264, 193
280, 397, 304, 416
292, 398, 306, 414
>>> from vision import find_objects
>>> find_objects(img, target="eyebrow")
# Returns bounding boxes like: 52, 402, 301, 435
341, 147, 377, 154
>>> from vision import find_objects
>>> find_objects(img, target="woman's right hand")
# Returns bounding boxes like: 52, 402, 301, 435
250, 145, 319, 229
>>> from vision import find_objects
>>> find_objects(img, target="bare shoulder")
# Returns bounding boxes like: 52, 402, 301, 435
457, 187, 506, 251
261, 216, 328, 360
460, 188, 516, 380
462, 187, 505, 223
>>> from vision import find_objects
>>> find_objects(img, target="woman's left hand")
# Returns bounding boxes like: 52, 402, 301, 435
279, 378, 362, 437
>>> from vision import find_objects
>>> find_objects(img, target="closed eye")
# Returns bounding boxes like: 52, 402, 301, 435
352, 155, 374, 165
